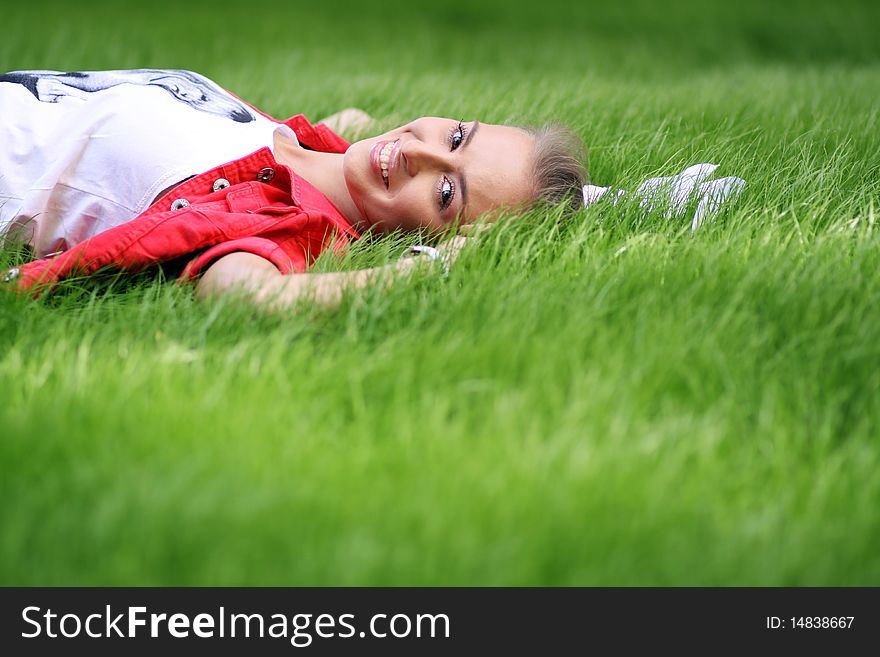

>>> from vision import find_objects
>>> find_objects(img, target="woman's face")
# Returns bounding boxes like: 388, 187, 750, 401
343, 117, 535, 233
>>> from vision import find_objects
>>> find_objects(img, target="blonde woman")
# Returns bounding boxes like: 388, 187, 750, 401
0, 69, 586, 309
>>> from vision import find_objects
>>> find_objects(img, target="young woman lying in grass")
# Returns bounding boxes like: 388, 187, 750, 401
0, 69, 587, 310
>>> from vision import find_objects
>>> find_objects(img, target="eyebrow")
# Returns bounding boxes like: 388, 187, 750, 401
459, 120, 479, 213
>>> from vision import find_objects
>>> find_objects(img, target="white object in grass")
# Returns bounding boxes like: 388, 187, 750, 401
582, 163, 746, 232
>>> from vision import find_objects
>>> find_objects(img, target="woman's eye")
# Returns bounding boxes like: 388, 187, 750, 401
450, 121, 467, 151
438, 176, 455, 210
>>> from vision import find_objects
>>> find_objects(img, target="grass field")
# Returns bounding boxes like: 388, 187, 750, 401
2, 0, 879, 585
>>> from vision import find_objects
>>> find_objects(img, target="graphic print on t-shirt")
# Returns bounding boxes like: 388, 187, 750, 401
0, 69, 256, 123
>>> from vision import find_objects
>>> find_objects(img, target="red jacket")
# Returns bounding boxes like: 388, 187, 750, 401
4, 114, 361, 295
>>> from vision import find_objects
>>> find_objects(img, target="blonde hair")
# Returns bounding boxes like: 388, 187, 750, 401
523, 123, 588, 217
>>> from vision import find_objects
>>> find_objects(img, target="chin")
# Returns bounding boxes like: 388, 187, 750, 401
359, 213, 396, 234
349, 199, 374, 233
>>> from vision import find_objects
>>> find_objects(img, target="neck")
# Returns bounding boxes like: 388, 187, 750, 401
273, 134, 364, 228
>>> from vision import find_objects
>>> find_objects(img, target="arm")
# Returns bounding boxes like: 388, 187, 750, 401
196, 251, 415, 311
196, 236, 469, 312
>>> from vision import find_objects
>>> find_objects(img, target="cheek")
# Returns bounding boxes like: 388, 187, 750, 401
344, 158, 442, 232
367, 196, 424, 232
386, 192, 426, 224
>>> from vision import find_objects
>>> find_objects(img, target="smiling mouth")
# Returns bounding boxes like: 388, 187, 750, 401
379, 141, 396, 188
371, 139, 401, 190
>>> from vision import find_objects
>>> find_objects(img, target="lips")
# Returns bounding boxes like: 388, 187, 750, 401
370, 139, 401, 190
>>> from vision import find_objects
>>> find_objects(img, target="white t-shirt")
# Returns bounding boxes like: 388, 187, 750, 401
0, 69, 298, 257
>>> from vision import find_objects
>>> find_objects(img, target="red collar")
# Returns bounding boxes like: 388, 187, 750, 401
282, 114, 352, 154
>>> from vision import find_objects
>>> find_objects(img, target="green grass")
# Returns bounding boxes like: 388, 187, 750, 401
1, 0, 879, 585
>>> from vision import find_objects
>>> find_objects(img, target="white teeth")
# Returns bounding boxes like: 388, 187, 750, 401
378, 141, 395, 186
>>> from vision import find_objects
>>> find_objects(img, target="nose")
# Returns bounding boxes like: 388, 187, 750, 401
401, 138, 451, 177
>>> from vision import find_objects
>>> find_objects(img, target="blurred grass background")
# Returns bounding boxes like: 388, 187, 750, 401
1, 0, 879, 584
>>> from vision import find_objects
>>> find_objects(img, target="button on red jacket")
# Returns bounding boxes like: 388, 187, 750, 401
6, 114, 361, 295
